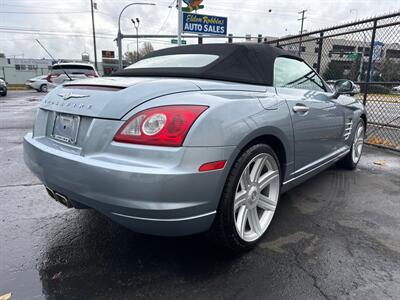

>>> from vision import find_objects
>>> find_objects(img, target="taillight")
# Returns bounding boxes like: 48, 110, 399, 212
113, 105, 208, 147
46, 73, 59, 82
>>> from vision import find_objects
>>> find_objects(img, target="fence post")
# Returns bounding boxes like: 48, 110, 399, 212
257, 34, 262, 43
363, 19, 377, 105
316, 32, 324, 74
198, 34, 203, 44
228, 34, 233, 43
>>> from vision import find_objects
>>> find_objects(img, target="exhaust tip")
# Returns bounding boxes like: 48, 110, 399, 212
45, 186, 73, 208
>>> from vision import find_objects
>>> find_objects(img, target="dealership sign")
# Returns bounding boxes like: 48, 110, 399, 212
182, 12, 227, 36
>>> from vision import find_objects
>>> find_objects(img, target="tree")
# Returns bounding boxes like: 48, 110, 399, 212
140, 42, 154, 57
322, 61, 346, 80
124, 42, 154, 65
124, 51, 139, 65
380, 58, 400, 81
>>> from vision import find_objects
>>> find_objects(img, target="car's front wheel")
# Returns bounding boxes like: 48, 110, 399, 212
39, 84, 48, 93
338, 119, 365, 170
211, 144, 281, 251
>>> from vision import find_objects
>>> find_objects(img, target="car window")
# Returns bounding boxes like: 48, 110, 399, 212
51, 65, 97, 76
53, 65, 95, 70
126, 54, 219, 69
274, 57, 326, 92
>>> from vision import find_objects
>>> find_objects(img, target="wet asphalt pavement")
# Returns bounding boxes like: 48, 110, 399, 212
1, 90, 400, 300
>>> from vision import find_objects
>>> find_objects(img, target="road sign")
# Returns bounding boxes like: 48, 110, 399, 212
182, 12, 227, 36
346, 52, 361, 60
171, 39, 187, 44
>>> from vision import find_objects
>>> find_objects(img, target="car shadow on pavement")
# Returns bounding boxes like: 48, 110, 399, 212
38, 208, 245, 299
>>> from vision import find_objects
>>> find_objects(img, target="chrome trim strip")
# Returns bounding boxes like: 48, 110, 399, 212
283, 147, 350, 186
111, 211, 217, 222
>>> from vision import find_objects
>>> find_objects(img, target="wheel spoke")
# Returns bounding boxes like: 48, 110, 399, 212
240, 166, 251, 189
258, 170, 279, 191
236, 206, 249, 238
248, 208, 262, 235
258, 194, 276, 211
234, 190, 247, 212
250, 156, 266, 182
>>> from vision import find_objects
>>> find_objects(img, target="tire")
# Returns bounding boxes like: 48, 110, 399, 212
39, 84, 48, 93
338, 119, 365, 170
210, 144, 281, 251
0, 90, 6, 97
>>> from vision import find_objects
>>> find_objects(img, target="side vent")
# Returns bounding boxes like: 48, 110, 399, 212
343, 119, 353, 140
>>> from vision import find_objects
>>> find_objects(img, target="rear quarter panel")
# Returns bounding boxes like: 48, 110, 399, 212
122, 88, 294, 182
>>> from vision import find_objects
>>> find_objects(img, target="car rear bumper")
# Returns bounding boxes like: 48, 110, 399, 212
24, 133, 234, 236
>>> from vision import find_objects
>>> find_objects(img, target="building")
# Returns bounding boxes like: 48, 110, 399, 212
278, 36, 400, 81
0, 56, 105, 84
0, 57, 54, 84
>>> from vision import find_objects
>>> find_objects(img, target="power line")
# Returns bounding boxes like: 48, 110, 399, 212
0, 11, 90, 14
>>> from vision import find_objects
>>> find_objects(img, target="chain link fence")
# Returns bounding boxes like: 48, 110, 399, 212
266, 12, 400, 150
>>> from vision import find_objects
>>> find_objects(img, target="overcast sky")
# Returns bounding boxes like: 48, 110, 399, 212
0, 0, 399, 60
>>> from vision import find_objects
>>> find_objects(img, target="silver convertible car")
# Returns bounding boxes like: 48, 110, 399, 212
24, 44, 366, 250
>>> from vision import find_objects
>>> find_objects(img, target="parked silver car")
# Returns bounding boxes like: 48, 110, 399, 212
25, 75, 48, 92
24, 44, 366, 250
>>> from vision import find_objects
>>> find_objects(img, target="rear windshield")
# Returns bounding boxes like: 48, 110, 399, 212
51, 65, 96, 75
126, 54, 219, 69
53, 65, 94, 70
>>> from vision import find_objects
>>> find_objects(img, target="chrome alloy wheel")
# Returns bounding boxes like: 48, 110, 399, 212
234, 153, 280, 242
352, 122, 364, 164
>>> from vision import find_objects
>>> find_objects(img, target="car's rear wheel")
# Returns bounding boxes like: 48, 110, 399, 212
210, 144, 281, 251
39, 84, 48, 93
338, 119, 365, 169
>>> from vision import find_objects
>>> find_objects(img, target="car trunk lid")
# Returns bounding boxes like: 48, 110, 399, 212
40, 77, 201, 119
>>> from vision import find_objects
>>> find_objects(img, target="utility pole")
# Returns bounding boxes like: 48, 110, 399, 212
90, 0, 98, 70
297, 9, 307, 57
177, 0, 183, 46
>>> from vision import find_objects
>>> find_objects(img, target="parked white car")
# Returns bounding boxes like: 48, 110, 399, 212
392, 85, 400, 93
25, 75, 48, 92
47, 63, 99, 86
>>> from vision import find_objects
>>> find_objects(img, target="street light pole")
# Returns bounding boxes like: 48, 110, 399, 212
177, 0, 182, 46
117, 2, 155, 70
131, 18, 140, 62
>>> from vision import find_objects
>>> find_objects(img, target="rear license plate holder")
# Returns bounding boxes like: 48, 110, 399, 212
52, 113, 80, 144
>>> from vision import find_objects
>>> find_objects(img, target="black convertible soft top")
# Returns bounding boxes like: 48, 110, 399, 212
113, 43, 300, 86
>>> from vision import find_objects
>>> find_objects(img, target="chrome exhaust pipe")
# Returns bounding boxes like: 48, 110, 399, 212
45, 186, 72, 208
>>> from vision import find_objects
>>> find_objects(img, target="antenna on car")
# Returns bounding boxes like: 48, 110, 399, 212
35, 39, 73, 81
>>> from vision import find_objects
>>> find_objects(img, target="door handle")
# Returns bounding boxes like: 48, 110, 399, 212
293, 105, 309, 113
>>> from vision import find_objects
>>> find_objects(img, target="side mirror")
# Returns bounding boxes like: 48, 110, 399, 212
332, 79, 355, 98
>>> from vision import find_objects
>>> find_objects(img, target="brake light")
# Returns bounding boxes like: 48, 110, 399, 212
46, 73, 59, 83
114, 105, 208, 147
